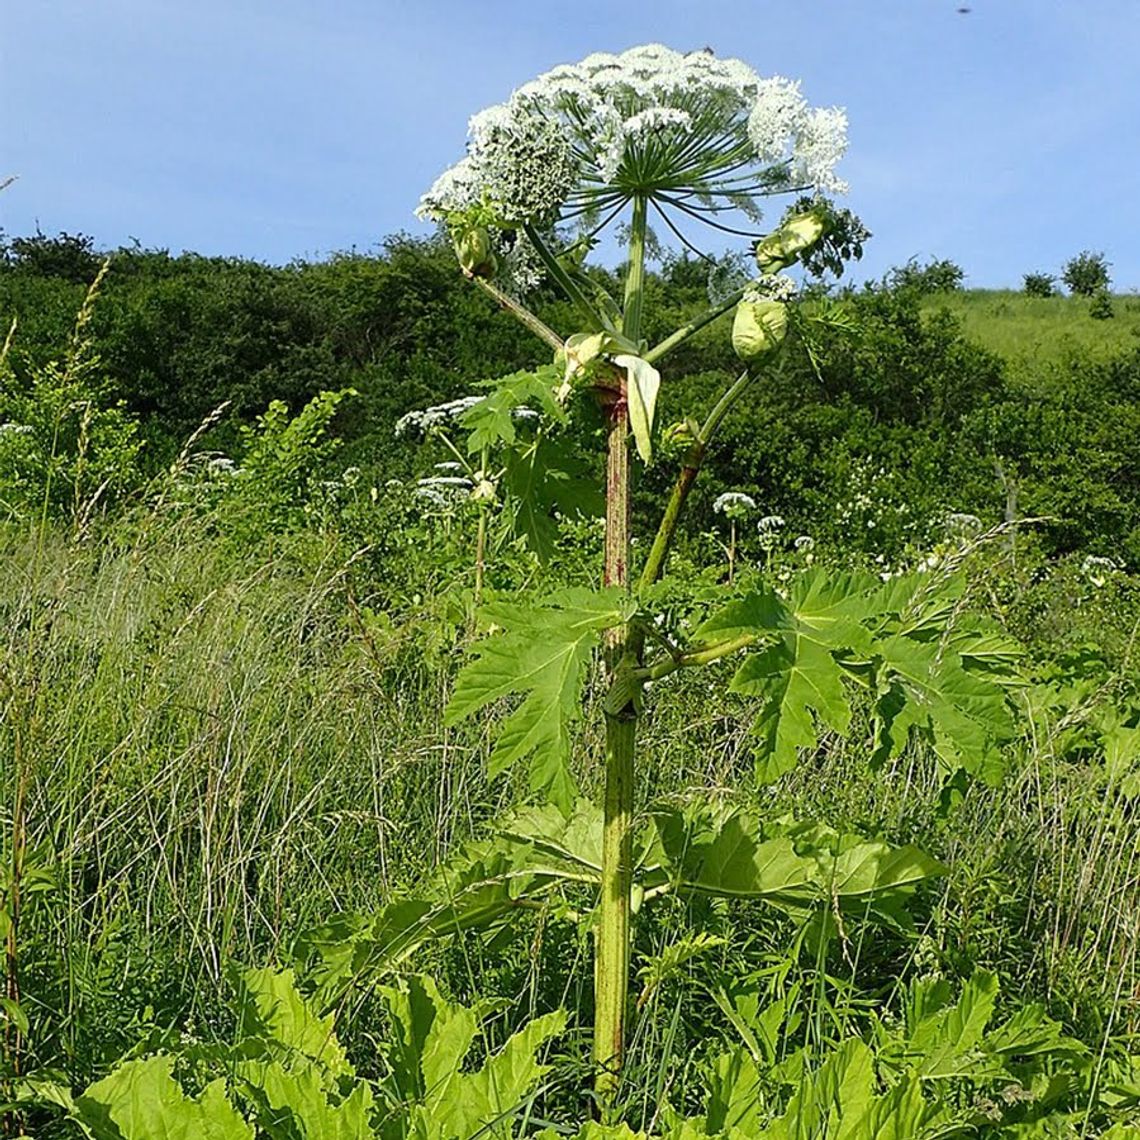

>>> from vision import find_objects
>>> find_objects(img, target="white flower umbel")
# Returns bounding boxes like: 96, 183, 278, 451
418, 44, 848, 287
1081, 554, 1116, 588
394, 395, 483, 438
743, 274, 799, 304
712, 490, 757, 519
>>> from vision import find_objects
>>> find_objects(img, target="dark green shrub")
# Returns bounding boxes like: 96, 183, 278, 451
1089, 288, 1114, 320
1022, 271, 1055, 297
1062, 249, 1111, 296
886, 256, 964, 294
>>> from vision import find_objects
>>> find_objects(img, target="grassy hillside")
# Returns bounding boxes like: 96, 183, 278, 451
924, 288, 1140, 376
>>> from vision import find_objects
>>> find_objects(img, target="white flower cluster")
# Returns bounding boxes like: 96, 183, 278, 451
394, 396, 482, 438
713, 490, 757, 517
1081, 554, 1116, 588
415, 467, 474, 510
743, 274, 799, 304
420, 105, 578, 226
749, 83, 848, 194
418, 43, 848, 224
757, 514, 786, 533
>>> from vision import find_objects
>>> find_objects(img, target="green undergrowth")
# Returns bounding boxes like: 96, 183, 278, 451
2, 495, 1139, 1133
2, 252, 1140, 1136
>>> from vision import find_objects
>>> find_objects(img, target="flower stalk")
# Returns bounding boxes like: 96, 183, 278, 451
594, 193, 648, 1115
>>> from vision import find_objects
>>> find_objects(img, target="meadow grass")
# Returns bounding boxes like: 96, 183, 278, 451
925, 289, 1140, 378
2, 497, 1138, 1105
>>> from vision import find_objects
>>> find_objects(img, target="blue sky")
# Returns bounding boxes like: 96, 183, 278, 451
4, 1, 1139, 289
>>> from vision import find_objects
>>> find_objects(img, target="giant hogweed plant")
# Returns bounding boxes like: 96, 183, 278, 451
404, 45, 1019, 1114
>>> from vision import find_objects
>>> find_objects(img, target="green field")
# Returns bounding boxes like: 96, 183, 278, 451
926, 288, 1140, 375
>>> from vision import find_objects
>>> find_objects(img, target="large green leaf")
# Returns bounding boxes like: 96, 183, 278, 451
693, 567, 1020, 787
459, 366, 564, 454
872, 633, 1013, 783
381, 975, 564, 1140
763, 1039, 875, 1140
77, 1057, 254, 1140
902, 970, 999, 1080
439, 1011, 565, 1140
502, 436, 602, 562
237, 966, 350, 1076
695, 569, 874, 783
651, 807, 944, 917
446, 588, 630, 812
879, 969, 1087, 1086
234, 1060, 375, 1140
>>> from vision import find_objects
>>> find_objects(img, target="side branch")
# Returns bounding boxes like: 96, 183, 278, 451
522, 223, 612, 333
467, 273, 564, 353
643, 286, 746, 366
638, 366, 757, 590
636, 632, 759, 683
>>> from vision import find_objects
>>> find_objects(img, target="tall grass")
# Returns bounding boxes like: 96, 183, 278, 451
0, 502, 498, 1077
2, 494, 1138, 1093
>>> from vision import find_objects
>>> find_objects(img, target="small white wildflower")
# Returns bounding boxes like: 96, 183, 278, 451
413, 486, 449, 508
794, 535, 815, 552
434, 461, 464, 472
1081, 555, 1116, 588
713, 491, 757, 518
395, 395, 483, 438
0, 422, 34, 437
757, 514, 786, 533
743, 274, 798, 304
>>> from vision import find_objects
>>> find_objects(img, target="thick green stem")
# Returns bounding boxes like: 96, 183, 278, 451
620, 196, 648, 345
638, 367, 755, 591
522, 223, 611, 333
594, 194, 648, 1116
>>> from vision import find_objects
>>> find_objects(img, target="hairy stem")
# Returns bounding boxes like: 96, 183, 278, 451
594, 194, 647, 1116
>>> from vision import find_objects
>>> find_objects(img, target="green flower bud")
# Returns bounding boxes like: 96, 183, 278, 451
471, 478, 497, 503
455, 226, 497, 278
660, 418, 700, 452
732, 299, 788, 360
630, 883, 645, 915
754, 209, 827, 275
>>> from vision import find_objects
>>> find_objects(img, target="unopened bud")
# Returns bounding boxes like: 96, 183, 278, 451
471, 474, 497, 502
455, 226, 497, 278
754, 209, 827, 274
732, 299, 788, 360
